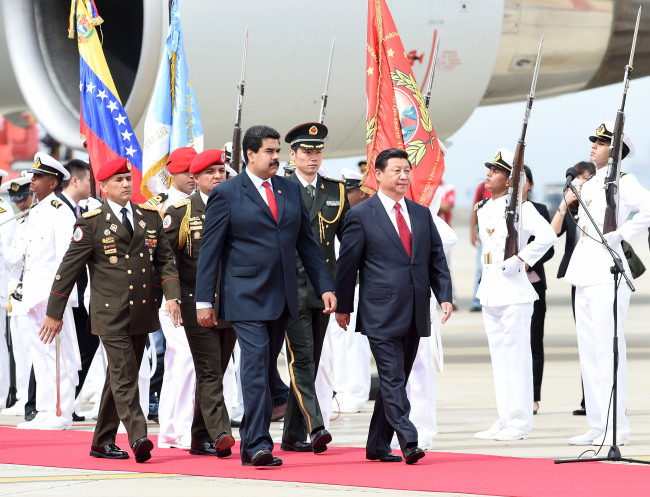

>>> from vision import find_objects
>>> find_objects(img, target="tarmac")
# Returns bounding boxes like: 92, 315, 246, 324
1, 208, 649, 496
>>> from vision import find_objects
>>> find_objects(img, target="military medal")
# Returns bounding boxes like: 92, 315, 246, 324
136, 209, 143, 216
486, 227, 495, 237
109, 256, 118, 264
193, 231, 201, 239
201, 214, 205, 219
139, 220, 146, 229
105, 213, 111, 221
326, 200, 341, 206
104, 229, 110, 236
163, 215, 172, 229
110, 224, 118, 233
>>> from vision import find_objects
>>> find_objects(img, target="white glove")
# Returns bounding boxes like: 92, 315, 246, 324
499, 255, 525, 276
603, 231, 623, 248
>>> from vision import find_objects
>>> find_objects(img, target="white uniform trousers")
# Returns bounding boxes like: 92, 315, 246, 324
330, 288, 371, 412
10, 315, 32, 401
575, 283, 631, 435
315, 316, 334, 429
405, 336, 438, 447
26, 301, 79, 420
482, 302, 534, 433
158, 308, 196, 445
0, 308, 9, 408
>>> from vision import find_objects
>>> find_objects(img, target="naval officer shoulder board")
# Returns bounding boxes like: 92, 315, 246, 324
474, 198, 488, 211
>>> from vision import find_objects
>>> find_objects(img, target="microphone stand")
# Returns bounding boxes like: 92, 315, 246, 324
555, 183, 648, 465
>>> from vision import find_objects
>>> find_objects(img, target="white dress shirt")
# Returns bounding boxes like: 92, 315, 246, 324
106, 198, 133, 228
295, 172, 318, 192
376, 189, 411, 232
245, 167, 274, 206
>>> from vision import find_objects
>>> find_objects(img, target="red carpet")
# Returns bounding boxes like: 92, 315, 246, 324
0, 426, 648, 496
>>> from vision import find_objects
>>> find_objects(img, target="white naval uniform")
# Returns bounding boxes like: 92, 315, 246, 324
15, 192, 80, 424
0, 199, 16, 408
155, 186, 196, 447
564, 167, 650, 439
403, 210, 457, 448
477, 197, 556, 434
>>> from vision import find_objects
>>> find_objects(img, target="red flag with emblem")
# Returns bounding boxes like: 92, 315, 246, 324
364, 0, 445, 207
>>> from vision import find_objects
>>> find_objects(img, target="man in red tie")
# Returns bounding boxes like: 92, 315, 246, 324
195, 125, 337, 467
335, 148, 453, 465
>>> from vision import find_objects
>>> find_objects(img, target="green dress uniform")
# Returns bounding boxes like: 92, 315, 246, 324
163, 192, 236, 445
283, 172, 350, 443
46, 201, 181, 448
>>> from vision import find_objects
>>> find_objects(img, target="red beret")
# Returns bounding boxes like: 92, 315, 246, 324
190, 149, 227, 175
96, 158, 131, 181
166, 147, 197, 174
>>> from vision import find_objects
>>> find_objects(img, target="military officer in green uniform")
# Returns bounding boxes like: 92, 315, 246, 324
163, 149, 237, 457
280, 122, 350, 453
39, 158, 182, 464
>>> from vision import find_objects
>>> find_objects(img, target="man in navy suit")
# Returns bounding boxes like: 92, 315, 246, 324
335, 148, 452, 465
195, 125, 336, 467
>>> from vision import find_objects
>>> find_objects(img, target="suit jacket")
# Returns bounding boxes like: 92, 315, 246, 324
163, 191, 231, 329
46, 201, 181, 336
335, 194, 452, 338
195, 171, 334, 322
557, 208, 579, 279
289, 172, 350, 309
527, 201, 555, 290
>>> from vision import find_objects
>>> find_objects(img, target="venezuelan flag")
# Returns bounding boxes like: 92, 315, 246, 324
69, 0, 145, 202
141, 0, 203, 198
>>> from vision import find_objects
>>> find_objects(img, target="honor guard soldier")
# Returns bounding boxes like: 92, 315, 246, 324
1, 175, 34, 417
163, 149, 237, 457
564, 122, 650, 447
40, 157, 182, 463
280, 122, 350, 454
474, 148, 555, 441
147, 146, 196, 446
12, 153, 80, 431
145, 146, 197, 215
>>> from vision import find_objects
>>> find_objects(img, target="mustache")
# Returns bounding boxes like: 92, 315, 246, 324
270, 160, 280, 167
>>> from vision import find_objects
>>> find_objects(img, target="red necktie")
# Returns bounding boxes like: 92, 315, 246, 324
394, 203, 412, 258
262, 181, 278, 222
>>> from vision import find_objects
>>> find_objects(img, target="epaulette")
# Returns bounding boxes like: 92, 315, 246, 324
146, 193, 169, 206
0, 206, 5, 214
82, 208, 101, 218
620, 172, 628, 178
139, 202, 160, 211
474, 198, 488, 211
172, 198, 191, 209
51, 199, 62, 209
322, 177, 346, 184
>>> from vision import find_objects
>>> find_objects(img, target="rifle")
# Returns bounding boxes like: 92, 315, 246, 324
603, 6, 641, 234
423, 35, 441, 108
231, 27, 248, 173
504, 36, 544, 259
319, 37, 336, 124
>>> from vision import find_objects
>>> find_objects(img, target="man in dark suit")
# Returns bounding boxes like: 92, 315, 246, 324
195, 125, 336, 467
40, 158, 182, 463
281, 123, 350, 454
335, 148, 453, 465
522, 166, 554, 415
58, 159, 100, 421
163, 149, 237, 457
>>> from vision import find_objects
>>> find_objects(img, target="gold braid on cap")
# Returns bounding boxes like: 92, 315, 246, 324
317, 182, 345, 242
178, 203, 192, 256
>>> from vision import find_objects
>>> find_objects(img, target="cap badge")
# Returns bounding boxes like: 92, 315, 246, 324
309, 126, 318, 135
10, 183, 19, 192
494, 151, 502, 163
597, 123, 607, 136
33, 158, 42, 169
126, 161, 132, 171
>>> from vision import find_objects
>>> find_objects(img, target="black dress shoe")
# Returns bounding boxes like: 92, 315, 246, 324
366, 451, 402, 462
230, 418, 242, 428
217, 448, 232, 458
403, 446, 425, 465
243, 456, 282, 467
24, 410, 37, 422
215, 432, 235, 452
250, 448, 274, 466
280, 440, 313, 452
573, 408, 586, 416
73, 413, 85, 422
310, 428, 332, 454
131, 437, 154, 463
190, 441, 217, 456
90, 444, 129, 459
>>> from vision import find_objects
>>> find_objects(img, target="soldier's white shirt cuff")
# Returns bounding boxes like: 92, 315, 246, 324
195, 302, 212, 309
